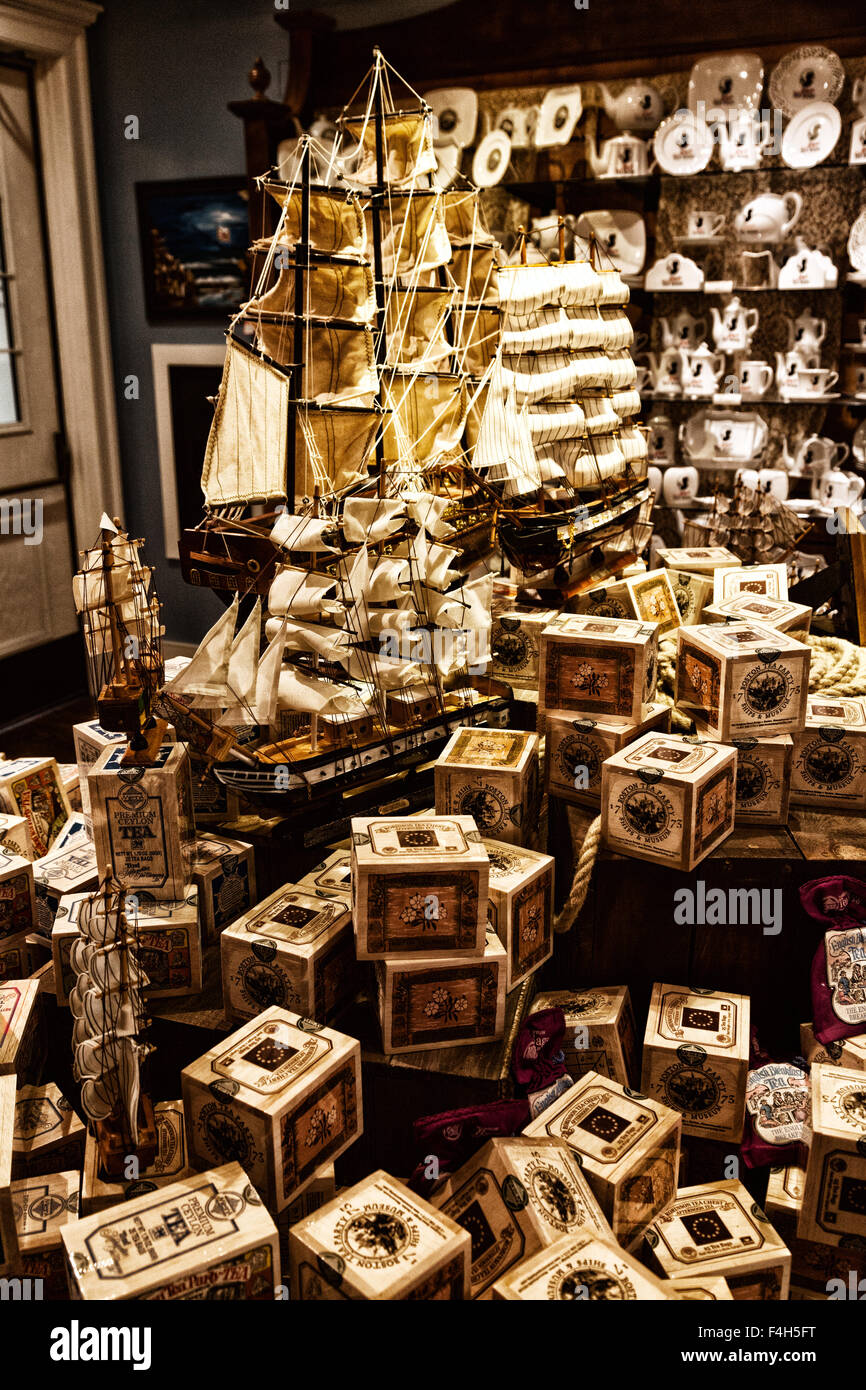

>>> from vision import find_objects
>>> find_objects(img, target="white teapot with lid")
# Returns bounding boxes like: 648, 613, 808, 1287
787, 309, 827, 353
710, 296, 759, 354
681, 344, 726, 398
597, 81, 666, 132
659, 310, 707, 350
733, 191, 803, 243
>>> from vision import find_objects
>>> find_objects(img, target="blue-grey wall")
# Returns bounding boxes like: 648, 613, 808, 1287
87, 0, 451, 644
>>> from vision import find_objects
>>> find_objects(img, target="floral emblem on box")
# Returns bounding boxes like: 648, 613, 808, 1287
424, 987, 468, 1022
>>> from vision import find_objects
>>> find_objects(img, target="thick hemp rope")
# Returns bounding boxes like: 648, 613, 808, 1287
550, 632, 866, 934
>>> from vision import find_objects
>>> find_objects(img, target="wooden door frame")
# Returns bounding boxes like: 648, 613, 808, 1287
0, 0, 121, 551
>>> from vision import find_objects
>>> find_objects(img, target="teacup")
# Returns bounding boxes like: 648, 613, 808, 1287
821, 468, 864, 507
662, 466, 699, 505
687, 209, 725, 238
738, 359, 774, 399
735, 468, 760, 491
796, 367, 839, 398
496, 105, 539, 148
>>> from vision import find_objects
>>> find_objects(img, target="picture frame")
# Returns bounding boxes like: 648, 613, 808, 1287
136, 176, 250, 323
152, 344, 226, 559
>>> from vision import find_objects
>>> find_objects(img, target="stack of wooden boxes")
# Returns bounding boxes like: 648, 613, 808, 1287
351, 813, 507, 1055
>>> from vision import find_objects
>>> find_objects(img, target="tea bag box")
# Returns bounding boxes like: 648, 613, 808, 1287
676, 622, 810, 741
433, 727, 540, 848
538, 614, 659, 726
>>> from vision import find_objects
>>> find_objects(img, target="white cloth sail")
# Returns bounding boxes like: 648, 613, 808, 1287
276, 667, 367, 716
341, 497, 406, 544
386, 288, 453, 367
201, 339, 290, 507
269, 565, 337, 617
72, 565, 134, 614
368, 556, 411, 601
381, 372, 467, 464
257, 321, 378, 406
164, 598, 238, 705
254, 617, 288, 725
501, 350, 611, 404
219, 598, 262, 725
270, 513, 340, 552
405, 492, 456, 539
262, 182, 367, 256
247, 262, 376, 326
473, 378, 541, 496
343, 110, 437, 188
369, 193, 452, 277
497, 261, 602, 319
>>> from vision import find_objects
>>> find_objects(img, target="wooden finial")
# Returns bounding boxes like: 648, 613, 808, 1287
518, 226, 527, 266
248, 56, 271, 100
558, 216, 566, 264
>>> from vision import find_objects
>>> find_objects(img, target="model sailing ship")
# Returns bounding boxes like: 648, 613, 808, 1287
73, 514, 167, 762
68, 880, 158, 1174
166, 49, 653, 809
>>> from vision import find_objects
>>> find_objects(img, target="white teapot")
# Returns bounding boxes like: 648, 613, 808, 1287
710, 296, 759, 354
597, 81, 666, 132
787, 310, 827, 353
645, 348, 683, 395
659, 311, 707, 350
681, 344, 726, 398
586, 130, 654, 179
733, 191, 803, 243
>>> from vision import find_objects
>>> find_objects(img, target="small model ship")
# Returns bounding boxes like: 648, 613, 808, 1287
73, 514, 167, 762
68, 877, 158, 1176
469, 232, 653, 580
683, 481, 806, 562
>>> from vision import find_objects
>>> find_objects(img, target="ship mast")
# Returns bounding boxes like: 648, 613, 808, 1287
369, 48, 388, 495
286, 137, 312, 503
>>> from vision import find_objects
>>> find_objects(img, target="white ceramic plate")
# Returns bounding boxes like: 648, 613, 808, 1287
848, 210, 866, 273
471, 130, 511, 187
769, 46, 845, 119
574, 210, 646, 275
535, 87, 582, 147
424, 88, 478, 148
687, 52, 764, 117
781, 101, 841, 168
654, 111, 714, 176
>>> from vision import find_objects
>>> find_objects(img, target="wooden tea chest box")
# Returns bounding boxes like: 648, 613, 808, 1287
712, 561, 789, 603
491, 1226, 678, 1301
729, 735, 792, 825
490, 607, 559, 690
644, 1179, 791, 1299
186, 832, 257, 941
665, 570, 714, 627
351, 814, 489, 960
601, 732, 737, 872
523, 1070, 681, 1250
0, 757, 71, 858
704, 592, 811, 637
481, 839, 553, 991
221, 883, 356, 1025
0, 852, 35, 940
32, 830, 98, 937
545, 703, 670, 808
567, 578, 635, 621
81, 1099, 194, 1214
289, 1169, 470, 1300
0, 1074, 19, 1275
675, 1276, 733, 1299
434, 727, 540, 847
434, 1136, 610, 1299
533, 987, 638, 1087
12, 1083, 85, 1178
0, 932, 38, 984
765, 1162, 866, 1299
641, 982, 750, 1142
539, 614, 659, 726
10, 1169, 80, 1300
182, 1006, 362, 1213
72, 719, 127, 821
676, 622, 810, 741
790, 696, 866, 812
624, 569, 681, 637
0, 978, 44, 1083
657, 545, 741, 575
374, 927, 507, 1055
799, 1022, 866, 1071
278, 1162, 336, 1273
799, 1063, 866, 1249
297, 849, 352, 904
0, 813, 34, 861
88, 740, 195, 901
52, 888, 202, 1003
63, 1161, 280, 1301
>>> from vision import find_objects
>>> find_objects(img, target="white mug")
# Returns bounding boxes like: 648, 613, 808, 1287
854, 76, 866, 115
663, 466, 699, 505
721, 110, 772, 171
647, 414, 675, 461
738, 359, 774, 399
758, 468, 789, 501
647, 466, 663, 500
796, 435, 849, 472
687, 209, 725, 238
822, 468, 861, 506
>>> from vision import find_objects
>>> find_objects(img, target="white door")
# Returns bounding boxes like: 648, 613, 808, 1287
0, 58, 76, 660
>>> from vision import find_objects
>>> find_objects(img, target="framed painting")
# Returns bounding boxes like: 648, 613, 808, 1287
136, 176, 250, 322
